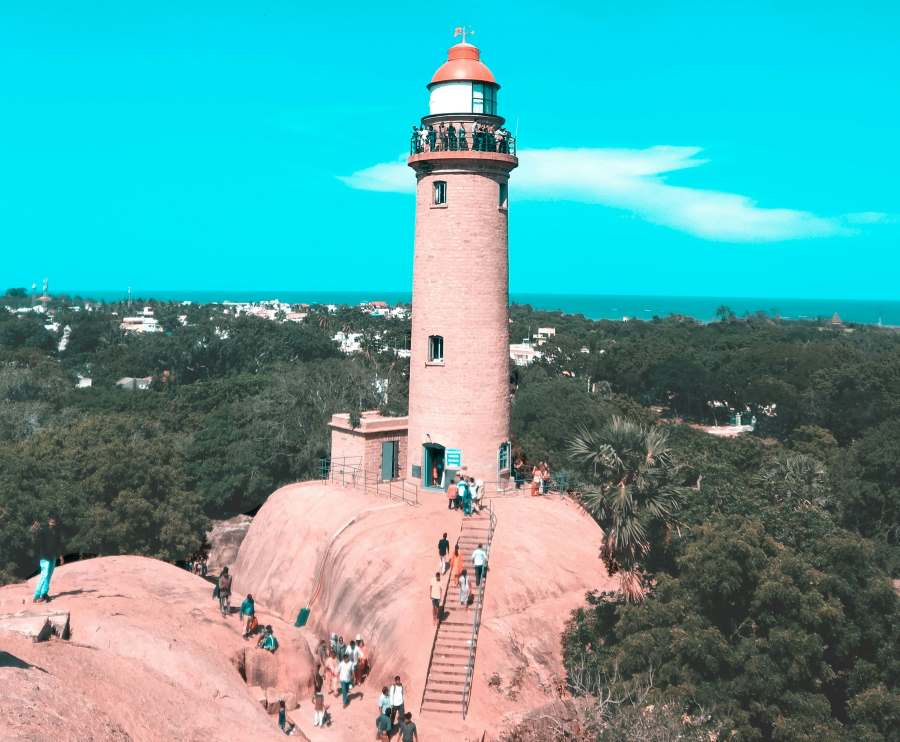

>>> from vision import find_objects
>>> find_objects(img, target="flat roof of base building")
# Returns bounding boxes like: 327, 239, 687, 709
328, 410, 409, 434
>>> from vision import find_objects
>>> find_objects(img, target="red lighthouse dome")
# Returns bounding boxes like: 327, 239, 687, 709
429, 42, 498, 87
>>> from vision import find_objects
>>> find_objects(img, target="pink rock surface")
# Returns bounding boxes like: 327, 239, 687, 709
230, 481, 615, 739
0, 556, 310, 742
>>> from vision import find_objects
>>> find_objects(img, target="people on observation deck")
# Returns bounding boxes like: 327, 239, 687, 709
410, 122, 510, 154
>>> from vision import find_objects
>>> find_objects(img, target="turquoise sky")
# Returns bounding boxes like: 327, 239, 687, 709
1, 1, 898, 299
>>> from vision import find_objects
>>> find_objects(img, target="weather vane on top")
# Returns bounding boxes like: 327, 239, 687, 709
453, 26, 475, 44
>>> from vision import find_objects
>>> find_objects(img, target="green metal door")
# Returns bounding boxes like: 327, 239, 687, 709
381, 441, 398, 481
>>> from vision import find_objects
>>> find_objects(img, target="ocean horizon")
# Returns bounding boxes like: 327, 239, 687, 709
45, 289, 900, 326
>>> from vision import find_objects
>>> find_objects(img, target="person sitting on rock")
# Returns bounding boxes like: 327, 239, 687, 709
240, 594, 256, 638
257, 624, 278, 653
277, 699, 297, 735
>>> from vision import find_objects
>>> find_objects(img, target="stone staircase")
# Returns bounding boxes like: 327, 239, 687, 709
420, 506, 496, 717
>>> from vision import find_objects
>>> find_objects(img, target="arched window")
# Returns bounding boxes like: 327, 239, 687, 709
428, 335, 444, 363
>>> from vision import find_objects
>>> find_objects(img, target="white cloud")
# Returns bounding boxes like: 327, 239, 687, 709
338, 146, 866, 243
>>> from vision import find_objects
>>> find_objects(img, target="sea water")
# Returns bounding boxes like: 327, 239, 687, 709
56, 290, 900, 326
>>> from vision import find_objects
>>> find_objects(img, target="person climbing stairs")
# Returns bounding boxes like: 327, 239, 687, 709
420, 505, 496, 717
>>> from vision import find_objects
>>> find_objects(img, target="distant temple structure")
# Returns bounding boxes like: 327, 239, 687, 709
330, 37, 518, 492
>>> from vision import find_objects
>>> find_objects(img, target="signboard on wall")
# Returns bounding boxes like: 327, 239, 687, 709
446, 448, 462, 468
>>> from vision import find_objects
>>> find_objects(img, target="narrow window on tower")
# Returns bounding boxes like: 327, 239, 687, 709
428, 335, 444, 363
499, 182, 508, 210
498, 441, 511, 473
433, 180, 447, 206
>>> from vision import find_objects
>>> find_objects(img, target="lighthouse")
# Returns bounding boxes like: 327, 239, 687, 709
406, 37, 518, 490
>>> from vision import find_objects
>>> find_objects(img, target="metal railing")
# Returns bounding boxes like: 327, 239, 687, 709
410, 124, 517, 156
461, 499, 497, 719
321, 457, 419, 506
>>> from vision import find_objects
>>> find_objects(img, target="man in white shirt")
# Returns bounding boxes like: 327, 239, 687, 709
430, 571, 443, 624
472, 544, 488, 587
338, 654, 354, 708
389, 675, 405, 726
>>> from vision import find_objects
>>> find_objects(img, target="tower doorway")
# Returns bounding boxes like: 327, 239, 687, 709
423, 444, 446, 489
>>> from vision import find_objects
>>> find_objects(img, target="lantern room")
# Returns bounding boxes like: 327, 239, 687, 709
428, 42, 500, 116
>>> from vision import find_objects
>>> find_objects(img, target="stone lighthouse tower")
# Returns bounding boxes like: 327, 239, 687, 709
406, 37, 518, 490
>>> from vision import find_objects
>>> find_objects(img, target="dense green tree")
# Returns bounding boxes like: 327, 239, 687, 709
0, 316, 55, 351
569, 417, 688, 597
564, 517, 900, 740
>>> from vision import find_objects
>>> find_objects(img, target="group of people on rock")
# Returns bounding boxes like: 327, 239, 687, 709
310, 636, 418, 740
447, 475, 483, 515
188, 553, 208, 577
207, 561, 419, 739
316, 632, 370, 709
213, 570, 278, 650
411, 121, 512, 154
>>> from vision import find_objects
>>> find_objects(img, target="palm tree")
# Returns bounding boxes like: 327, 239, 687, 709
569, 416, 687, 601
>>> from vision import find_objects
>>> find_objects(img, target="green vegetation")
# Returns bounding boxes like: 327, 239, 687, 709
2, 294, 897, 737
507, 305, 900, 740
0, 294, 407, 583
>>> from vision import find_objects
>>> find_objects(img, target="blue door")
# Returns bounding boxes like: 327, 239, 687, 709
381, 441, 398, 481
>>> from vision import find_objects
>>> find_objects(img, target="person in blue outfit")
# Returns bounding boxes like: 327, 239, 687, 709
462, 478, 473, 516
32, 515, 63, 603
258, 624, 279, 652
240, 594, 257, 638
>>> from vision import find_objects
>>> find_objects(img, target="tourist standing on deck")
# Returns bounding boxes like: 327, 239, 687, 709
472, 544, 488, 587
438, 532, 450, 574
32, 515, 63, 604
